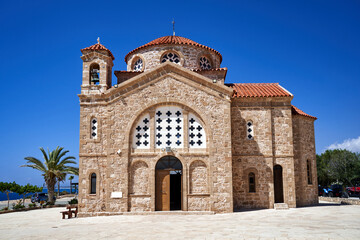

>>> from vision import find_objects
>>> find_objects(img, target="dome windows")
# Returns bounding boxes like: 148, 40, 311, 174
199, 56, 212, 70
161, 52, 180, 64
132, 57, 144, 71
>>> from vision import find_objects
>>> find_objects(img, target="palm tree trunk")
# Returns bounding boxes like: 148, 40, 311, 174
57, 181, 60, 197
46, 180, 56, 205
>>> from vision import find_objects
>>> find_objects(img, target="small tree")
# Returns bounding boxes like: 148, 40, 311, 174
0, 182, 20, 209
318, 149, 360, 187
18, 184, 43, 206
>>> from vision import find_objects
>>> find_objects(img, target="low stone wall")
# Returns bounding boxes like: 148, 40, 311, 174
0, 204, 66, 215
319, 197, 360, 205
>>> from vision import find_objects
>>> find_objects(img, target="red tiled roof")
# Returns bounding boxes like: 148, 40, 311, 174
291, 105, 317, 120
81, 43, 115, 60
125, 36, 222, 63
226, 83, 293, 98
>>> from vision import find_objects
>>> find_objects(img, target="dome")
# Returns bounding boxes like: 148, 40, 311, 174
125, 36, 222, 63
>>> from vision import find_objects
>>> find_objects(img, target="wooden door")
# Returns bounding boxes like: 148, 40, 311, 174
273, 165, 284, 203
155, 170, 170, 211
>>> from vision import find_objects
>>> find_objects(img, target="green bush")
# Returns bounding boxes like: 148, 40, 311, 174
12, 200, 25, 210
68, 198, 78, 205
28, 203, 36, 208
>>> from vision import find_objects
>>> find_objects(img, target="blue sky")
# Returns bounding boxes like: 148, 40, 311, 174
0, 0, 359, 186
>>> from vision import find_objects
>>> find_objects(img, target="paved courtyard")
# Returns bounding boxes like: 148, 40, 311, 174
0, 201, 359, 240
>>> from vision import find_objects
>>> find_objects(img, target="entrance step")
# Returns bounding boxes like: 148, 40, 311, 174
123, 211, 215, 216
274, 203, 289, 210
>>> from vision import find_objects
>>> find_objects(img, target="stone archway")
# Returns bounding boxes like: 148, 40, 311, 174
155, 156, 182, 211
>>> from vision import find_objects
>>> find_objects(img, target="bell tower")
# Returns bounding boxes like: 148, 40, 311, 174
80, 38, 114, 94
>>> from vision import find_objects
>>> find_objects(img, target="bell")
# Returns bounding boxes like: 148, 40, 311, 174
91, 71, 99, 84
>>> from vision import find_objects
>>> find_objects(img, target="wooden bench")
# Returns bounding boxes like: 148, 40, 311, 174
61, 205, 78, 219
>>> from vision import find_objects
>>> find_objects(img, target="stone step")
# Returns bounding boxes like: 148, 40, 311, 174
274, 203, 289, 210
123, 211, 215, 215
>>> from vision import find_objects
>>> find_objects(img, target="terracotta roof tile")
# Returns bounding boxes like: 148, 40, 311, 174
226, 83, 293, 98
291, 105, 317, 120
81, 43, 115, 60
125, 36, 222, 63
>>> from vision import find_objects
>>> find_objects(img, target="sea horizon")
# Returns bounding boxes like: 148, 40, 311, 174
0, 188, 77, 201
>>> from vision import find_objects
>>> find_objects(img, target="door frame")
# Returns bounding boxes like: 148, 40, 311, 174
273, 164, 284, 203
154, 156, 184, 211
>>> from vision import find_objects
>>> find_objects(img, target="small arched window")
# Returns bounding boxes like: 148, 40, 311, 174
91, 118, 98, 139
90, 64, 100, 85
133, 58, 143, 71
161, 52, 180, 64
307, 160, 312, 184
249, 172, 256, 192
199, 57, 212, 70
90, 173, 96, 194
247, 121, 254, 140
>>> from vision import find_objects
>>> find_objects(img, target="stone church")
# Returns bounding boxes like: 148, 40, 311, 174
77, 35, 318, 217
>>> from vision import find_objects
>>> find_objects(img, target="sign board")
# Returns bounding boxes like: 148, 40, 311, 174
111, 192, 123, 198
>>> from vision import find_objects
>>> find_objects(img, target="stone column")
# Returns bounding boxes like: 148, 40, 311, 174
183, 110, 189, 152
149, 110, 155, 152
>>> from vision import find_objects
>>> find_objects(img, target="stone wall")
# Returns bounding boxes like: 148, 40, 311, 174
126, 45, 221, 72
189, 160, 208, 194
292, 115, 318, 206
78, 63, 233, 215
231, 98, 297, 209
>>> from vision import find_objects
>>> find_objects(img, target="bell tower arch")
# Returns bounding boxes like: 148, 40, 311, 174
80, 38, 114, 94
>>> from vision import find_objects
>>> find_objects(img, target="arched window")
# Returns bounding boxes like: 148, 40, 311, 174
133, 57, 143, 71
246, 121, 254, 140
199, 57, 212, 70
307, 160, 312, 184
132, 106, 206, 149
90, 64, 100, 85
91, 118, 98, 139
249, 172, 256, 192
161, 52, 180, 64
90, 173, 96, 194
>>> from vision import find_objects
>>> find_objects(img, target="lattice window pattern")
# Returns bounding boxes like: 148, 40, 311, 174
132, 113, 151, 149
199, 57, 212, 70
155, 106, 183, 149
133, 58, 143, 71
91, 118, 98, 139
161, 52, 180, 64
188, 113, 206, 148
247, 121, 253, 140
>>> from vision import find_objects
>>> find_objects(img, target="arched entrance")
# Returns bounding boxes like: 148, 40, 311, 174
155, 156, 182, 211
273, 165, 284, 203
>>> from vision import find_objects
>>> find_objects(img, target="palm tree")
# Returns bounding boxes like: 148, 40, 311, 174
21, 146, 78, 204
57, 172, 67, 197
68, 175, 74, 194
